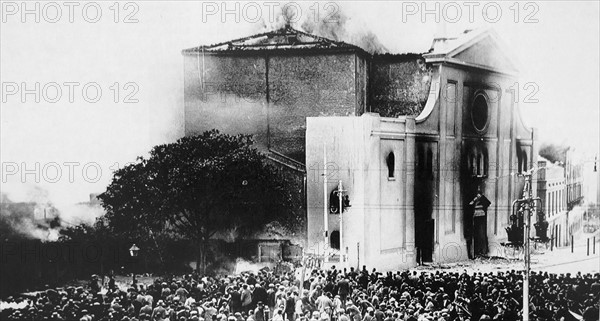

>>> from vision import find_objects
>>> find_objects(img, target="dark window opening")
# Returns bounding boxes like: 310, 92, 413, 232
330, 231, 340, 249
483, 152, 489, 176
386, 151, 395, 178
418, 148, 425, 177
472, 94, 489, 133
329, 189, 340, 214
427, 149, 433, 178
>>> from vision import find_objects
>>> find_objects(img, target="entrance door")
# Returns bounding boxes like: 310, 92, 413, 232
422, 219, 435, 262
473, 214, 488, 256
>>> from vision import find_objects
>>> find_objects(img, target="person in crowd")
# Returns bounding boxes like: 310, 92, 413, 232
241, 285, 253, 312
254, 301, 268, 321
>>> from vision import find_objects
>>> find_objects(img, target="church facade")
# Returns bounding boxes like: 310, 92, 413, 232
182, 27, 536, 269
306, 29, 536, 269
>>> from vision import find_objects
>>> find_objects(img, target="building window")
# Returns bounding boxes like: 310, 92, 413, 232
483, 152, 489, 176
330, 231, 340, 249
471, 92, 490, 133
469, 147, 488, 177
517, 147, 529, 174
469, 152, 475, 176
386, 151, 395, 178
418, 148, 425, 178
427, 149, 434, 179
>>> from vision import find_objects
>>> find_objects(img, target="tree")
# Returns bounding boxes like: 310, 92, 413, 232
98, 130, 294, 273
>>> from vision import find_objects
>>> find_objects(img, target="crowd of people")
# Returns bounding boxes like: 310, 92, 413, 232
1, 265, 599, 321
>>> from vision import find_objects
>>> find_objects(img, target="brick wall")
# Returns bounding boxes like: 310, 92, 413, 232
184, 51, 360, 163
369, 54, 432, 117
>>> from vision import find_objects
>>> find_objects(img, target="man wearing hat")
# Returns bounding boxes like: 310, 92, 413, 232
254, 301, 267, 321
152, 300, 167, 320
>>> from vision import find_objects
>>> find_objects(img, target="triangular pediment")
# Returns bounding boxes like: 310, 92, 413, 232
451, 34, 518, 73
424, 29, 519, 74
182, 26, 363, 54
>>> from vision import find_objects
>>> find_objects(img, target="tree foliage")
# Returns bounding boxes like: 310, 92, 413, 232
98, 130, 295, 249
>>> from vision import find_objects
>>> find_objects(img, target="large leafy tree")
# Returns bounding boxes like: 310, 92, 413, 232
98, 130, 294, 272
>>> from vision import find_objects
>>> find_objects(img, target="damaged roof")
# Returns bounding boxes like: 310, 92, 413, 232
182, 26, 367, 54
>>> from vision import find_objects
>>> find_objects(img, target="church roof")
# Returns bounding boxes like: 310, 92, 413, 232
182, 26, 366, 54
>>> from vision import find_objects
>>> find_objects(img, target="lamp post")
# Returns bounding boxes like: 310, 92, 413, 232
323, 143, 329, 263
129, 244, 139, 285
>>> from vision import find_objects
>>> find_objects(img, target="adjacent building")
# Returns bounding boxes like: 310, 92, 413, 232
537, 157, 570, 247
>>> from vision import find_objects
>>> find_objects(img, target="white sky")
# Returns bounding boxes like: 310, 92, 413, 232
1, 1, 599, 206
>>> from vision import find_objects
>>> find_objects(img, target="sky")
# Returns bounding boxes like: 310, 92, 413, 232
1, 1, 599, 207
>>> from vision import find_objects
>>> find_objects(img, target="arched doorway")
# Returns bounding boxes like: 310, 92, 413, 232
330, 231, 340, 250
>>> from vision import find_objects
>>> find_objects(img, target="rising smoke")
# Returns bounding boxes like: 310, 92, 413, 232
260, 2, 388, 54
0, 186, 105, 242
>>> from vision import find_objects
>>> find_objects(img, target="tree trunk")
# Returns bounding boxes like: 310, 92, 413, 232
201, 240, 207, 275
195, 239, 209, 275
196, 240, 202, 274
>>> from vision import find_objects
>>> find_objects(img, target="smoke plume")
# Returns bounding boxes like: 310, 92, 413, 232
0, 186, 105, 242
261, 3, 387, 54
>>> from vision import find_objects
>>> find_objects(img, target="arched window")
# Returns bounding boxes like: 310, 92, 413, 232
523, 152, 528, 173
386, 151, 395, 178
330, 231, 340, 249
329, 189, 340, 214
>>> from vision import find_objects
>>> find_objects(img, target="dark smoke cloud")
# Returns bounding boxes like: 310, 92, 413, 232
262, 2, 388, 54
300, 8, 387, 55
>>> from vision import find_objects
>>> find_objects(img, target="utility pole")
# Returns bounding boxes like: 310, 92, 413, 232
323, 143, 329, 263
519, 168, 541, 321
523, 171, 531, 321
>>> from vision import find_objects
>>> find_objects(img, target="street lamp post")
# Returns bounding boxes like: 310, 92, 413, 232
129, 244, 140, 285
323, 143, 329, 263
518, 169, 541, 321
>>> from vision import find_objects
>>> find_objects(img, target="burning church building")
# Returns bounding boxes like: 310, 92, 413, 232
182, 26, 536, 270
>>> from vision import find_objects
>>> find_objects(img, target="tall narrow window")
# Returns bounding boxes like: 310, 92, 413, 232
330, 231, 340, 249
477, 154, 482, 176
418, 148, 425, 178
427, 149, 433, 179
386, 151, 395, 178
483, 152, 489, 176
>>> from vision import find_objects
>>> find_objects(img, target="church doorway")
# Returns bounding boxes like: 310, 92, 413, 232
473, 214, 488, 256
422, 219, 435, 262
469, 193, 491, 258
